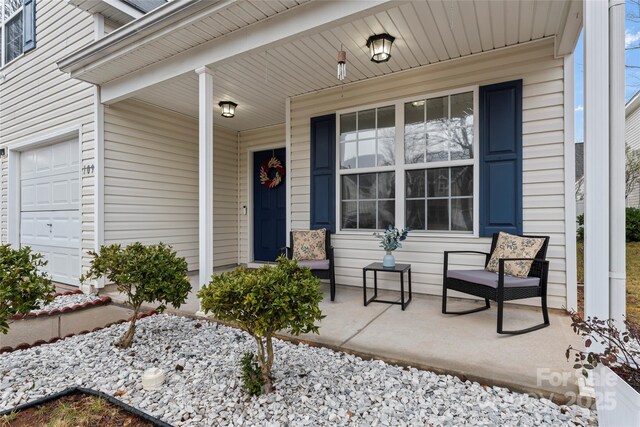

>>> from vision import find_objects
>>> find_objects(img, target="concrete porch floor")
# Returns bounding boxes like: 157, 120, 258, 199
101, 273, 584, 403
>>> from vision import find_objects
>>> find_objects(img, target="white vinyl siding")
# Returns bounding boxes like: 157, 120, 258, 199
626, 104, 640, 208
238, 124, 285, 264
0, 0, 94, 275
289, 39, 569, 309
103, 99, 238, 271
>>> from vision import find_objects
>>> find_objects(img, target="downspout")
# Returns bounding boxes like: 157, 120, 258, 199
609, 0, 626, 326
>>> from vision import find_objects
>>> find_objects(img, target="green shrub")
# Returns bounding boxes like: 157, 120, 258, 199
240, 352, 264, 396
0, 245, 55, 333
576, 214, 584, 242
198, 257, 324, 394
81, 243, 191, 348
628, 207, 640, 242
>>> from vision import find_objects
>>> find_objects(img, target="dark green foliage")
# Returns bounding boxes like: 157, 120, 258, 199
240, 352, 264, 396
627, 208, 640, 242
0, 245, 55, 333
576, 214, 584, 242
198, 256, 324, 394
81, 242, 191, 348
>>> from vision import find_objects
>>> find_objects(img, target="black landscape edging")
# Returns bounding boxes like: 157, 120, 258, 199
0, 387, 173, 427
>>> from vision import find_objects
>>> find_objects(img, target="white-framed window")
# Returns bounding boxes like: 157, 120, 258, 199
1, 0, 25, 67
336, 87, 479, 235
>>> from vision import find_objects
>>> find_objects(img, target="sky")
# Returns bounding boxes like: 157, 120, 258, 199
574, 0, 640, 143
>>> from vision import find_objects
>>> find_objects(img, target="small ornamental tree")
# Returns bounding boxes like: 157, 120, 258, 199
198, 257, 324, 394
0, 244, 55, 333
81, 242, 191, 348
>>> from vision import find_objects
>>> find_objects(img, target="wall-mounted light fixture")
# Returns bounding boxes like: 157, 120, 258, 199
366, 33, 395, 63
219, 101, 237, 118
0, 148, 6, 158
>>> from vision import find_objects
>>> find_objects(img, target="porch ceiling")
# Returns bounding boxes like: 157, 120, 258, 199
62, 0, 582, 132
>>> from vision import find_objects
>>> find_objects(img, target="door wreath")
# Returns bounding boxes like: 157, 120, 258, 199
259, 156, 285, 189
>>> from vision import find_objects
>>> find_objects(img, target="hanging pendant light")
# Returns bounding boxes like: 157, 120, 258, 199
366, 33, 395, 63
337, 49, 347, 81
219, 101, 237, 118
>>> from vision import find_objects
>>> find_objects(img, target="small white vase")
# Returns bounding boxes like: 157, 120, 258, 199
383, 251, 395, 268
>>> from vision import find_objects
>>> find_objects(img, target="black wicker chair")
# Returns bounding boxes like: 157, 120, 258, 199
282, 231, 336, 301
442, 233, 550, 335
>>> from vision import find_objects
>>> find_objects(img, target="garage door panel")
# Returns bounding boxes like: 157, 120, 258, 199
20, 139, 79, 181
28, 244, 80, 286
20, 138, 80, 286
21, 172, 79, 211
20, 211, 80, 249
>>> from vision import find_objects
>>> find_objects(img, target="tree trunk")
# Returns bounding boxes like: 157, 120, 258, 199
117, 305, 140, 348
254, 335, 274, 393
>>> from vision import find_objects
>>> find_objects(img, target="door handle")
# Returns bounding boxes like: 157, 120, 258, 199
46, 223, 52, 227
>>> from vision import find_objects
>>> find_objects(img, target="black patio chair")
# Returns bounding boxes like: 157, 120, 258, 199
442, 233, 550, 335
282, 231, 336, 301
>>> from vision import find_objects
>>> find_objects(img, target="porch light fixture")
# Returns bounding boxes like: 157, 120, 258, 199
219, 101, 237, 118
366, 33, 395, 63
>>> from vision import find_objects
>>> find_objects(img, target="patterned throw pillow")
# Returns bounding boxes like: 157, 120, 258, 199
486, 232, 545, 278
292, 229, 327, 261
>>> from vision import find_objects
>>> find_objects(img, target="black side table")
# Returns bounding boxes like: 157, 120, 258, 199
362, 262, 412, 310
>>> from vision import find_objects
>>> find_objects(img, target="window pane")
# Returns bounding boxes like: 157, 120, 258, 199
358, 173, 376, 199
378, 172, 395, 199
449, 126, 473, 160
378, 200, 395, 230
340, 141, 356, 169
426, 130, 448, 162
427, 199, 449, 230
341, 175, 357, 200
451, 166, 473, 196
427, 96, 447, 122
427, 168, 449, 198
405, 170, 425, 198
5, 12, 23, 63
358, 109, 375, 140
378, 137, 395, 166
342, 201, 358, 229
406, 200, 425, 230
358, 201, 376, 229
451, 92, 473, 126
377, 105, 395, 131
340, 112, 357, 142
358, 139, 376, 168
452, 198, 473, 231
405, 101, 424, 127
4, 0, 22, 19
405, 134, 425, 164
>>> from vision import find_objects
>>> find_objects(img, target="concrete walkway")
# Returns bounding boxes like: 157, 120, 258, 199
101, 275, 584, 404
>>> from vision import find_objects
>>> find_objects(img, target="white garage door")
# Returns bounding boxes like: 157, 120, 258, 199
20, 139, 81, 285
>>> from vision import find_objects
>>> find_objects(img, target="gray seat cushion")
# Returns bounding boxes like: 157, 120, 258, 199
298, 259, 330, 270
447, 269, 540, 288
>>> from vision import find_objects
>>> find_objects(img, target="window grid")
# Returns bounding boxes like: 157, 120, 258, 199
341, 173, 395, 230
1, 0, 24, 67
336, 86, 479, 236
340, 105, 395, 170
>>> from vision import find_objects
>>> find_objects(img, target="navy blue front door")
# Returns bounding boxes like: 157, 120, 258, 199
253, 148, 286, 262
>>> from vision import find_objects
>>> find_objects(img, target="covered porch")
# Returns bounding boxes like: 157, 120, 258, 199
62, 0, 626, 403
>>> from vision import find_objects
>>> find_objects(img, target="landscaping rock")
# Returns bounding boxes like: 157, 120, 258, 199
31, 294, 102, 315
0, 314, 597, 426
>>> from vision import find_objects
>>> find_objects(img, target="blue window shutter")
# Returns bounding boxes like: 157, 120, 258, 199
23, 0, 36, 52
310, 114, 336, 233
479, 80, 523, 237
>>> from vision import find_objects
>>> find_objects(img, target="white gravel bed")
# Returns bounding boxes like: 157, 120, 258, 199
0, 314, 596, 426
30, 293, 103, 315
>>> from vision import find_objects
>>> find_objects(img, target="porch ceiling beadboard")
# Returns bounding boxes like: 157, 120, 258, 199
59, 0, 581, 133
0, 0, 96, 273
289, 39, 569, 309
103, 99, 238, 271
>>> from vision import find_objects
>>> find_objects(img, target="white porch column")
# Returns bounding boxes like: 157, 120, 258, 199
196, 66, 214, 288
583, 0, 610, 320
609, 0, 626, 326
